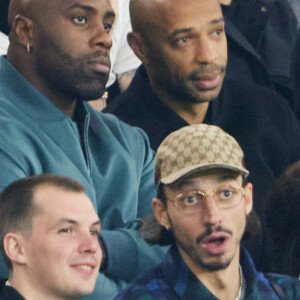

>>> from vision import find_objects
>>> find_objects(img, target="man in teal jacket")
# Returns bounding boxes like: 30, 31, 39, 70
0, 0, 166, 298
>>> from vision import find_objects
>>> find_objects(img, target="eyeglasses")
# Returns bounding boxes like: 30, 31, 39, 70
169, 186, 245, 215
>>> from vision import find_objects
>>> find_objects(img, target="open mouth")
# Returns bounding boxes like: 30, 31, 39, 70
201, 234, 229, 255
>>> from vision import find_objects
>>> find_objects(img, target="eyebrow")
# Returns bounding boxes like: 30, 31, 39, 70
55, 218, 101, 227
167, 17, 225, 40
104, 10, 116, 20
68, 3, 115, 19
91, 220, 101, 227
69, 3, 97, 13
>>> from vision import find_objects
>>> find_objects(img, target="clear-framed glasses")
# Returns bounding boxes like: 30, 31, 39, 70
169, 185, 245, 215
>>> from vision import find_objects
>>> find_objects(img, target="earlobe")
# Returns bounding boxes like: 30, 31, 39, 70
127, 32, 148, 64
3, 233, 27, 266
152, 198, 169, 228
244, 183, 253, 215
12, 15, 34, 50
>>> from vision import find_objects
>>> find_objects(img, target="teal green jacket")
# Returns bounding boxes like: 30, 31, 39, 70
0, 56, 167, 299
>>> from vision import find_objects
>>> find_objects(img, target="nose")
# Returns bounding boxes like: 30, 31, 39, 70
90, 23, 113, 50
78, 232, 101, 254
201, 194, 222, 226
195, 37, 218, 64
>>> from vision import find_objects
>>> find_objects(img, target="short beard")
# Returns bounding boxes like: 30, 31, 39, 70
151, 63, 226, 104
34, 35, 109, 101
169, 214, 236, 272
193, 252, 233, 271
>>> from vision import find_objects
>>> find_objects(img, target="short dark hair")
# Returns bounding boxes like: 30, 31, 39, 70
140, 179, 260, 245
0, 174, 85, 271
266, 161, 300, 276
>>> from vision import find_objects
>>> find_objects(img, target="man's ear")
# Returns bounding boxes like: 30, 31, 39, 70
11, 15, 34, 50
3, 233, 27, 266
127, 32, 149, 64
152, 198, 170, 228
244, 182, 253, 215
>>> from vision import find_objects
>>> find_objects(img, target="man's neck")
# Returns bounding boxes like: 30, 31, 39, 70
151, 83, 209, 125
179, 247, 241, 300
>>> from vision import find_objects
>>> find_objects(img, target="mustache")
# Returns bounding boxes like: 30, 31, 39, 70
189, 64, 226, 79
196, 225, 232, 244
84, 50, 110, 64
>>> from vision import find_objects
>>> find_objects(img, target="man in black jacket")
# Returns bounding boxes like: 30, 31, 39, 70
105, 0, 300, 271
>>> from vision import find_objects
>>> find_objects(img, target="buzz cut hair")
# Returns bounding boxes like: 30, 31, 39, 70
0, 174, 85, 271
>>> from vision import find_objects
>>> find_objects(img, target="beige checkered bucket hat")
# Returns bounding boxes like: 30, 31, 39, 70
155, 124, 249, 185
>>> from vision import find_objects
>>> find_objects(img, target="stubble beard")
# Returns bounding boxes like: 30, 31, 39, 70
34, 37, 109, 101
171, 219, 235, 272
176, 237, 234, 272
153, 64, 226, 105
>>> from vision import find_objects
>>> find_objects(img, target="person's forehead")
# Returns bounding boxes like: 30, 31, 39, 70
42, 0, 113, 15
32, 185, 98, 224
149, 0, 223, 31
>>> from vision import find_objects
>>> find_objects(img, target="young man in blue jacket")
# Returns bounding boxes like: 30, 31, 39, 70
115, 124, 300, 300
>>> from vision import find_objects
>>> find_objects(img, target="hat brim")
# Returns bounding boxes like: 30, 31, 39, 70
160, 163, 249, 185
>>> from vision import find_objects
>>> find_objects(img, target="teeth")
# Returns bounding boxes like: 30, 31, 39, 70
77, 265, 92, 270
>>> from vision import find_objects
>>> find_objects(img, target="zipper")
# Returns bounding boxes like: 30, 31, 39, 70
83, 114, 91, 176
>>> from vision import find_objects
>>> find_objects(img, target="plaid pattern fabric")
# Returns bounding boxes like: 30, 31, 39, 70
114, 246, 300, 300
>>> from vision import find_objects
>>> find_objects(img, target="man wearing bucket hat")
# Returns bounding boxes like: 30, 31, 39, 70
115, 124, 300, 300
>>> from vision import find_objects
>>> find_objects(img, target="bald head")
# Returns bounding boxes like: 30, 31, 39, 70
130, 0, 222, 35
8, 0, 44, 26
130, 0, 171, 35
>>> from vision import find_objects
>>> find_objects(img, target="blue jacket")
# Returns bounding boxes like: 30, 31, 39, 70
114, 246, 300, 299
0, 56, 167, 299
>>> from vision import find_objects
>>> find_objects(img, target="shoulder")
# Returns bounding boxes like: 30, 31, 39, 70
264, 273, 300, 298
106, 77, 146, 110
221, 79, 293, 111
90, 109, 151, 145
105, 66, 154, 120
0, 280, 25, 300
88, 108, 155, 163
216, 79, 300, 139
114, 267, 171, 300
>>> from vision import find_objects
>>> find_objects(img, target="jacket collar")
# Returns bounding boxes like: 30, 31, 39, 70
160, 245, 259, 299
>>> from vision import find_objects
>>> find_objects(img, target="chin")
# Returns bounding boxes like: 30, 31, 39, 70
74, 81, 106, 101
197, 88, 222, 102
197, 254, 234, 271
70, 285, 95, 298
76, 90, 106, 102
